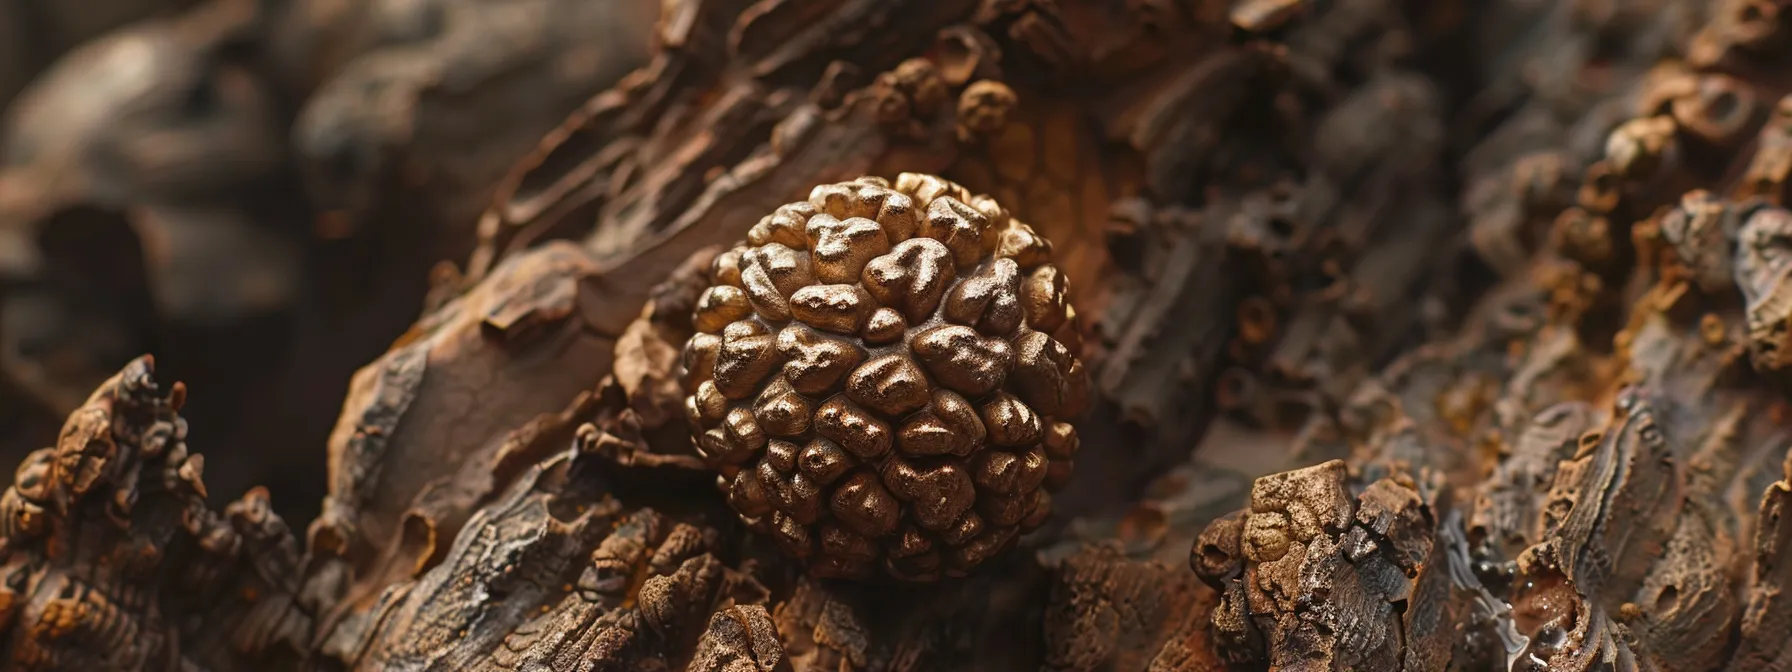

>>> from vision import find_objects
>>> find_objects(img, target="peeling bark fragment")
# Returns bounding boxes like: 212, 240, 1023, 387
309, 245, 721, 657
1195, 460, 1449, 670
1541, 390, 1683, 604
1639, 495, 1738, 672
1493, 372, 1761, 672
1730, 453, 1792, 672
1470, 402, 1597, 568
0, 357, 308, 671
688, 605, 792, 672
1659, 190, 1750, 295
306, 249, 755, 669
321, 448, 760, 672
1735, 207, 1792, 375
308, 242, 620, 576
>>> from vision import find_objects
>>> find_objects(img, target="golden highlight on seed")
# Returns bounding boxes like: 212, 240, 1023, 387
681, 173, 1090, 581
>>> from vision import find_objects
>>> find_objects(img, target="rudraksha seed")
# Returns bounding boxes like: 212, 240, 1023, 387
682, 173, 1090, 581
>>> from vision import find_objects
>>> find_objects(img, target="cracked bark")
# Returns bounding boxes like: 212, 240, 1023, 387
21, 0, 1792, 671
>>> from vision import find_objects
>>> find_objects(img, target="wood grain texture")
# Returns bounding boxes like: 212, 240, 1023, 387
22, 0, 1792, 670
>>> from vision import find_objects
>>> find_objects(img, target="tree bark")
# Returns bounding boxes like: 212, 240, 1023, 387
15, 0, 1792, 670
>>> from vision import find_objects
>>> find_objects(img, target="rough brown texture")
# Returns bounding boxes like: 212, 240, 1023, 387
1184, 2, 1792, 669
0, 357, 307, 671
313, 463, 758, 671
682, 173, 1088, 581
0, 0, 1457, 666
0, 0, 1473, 667
0, 0, 658, 532
1192, 461, 1457, 670
35, 0, 1792, 670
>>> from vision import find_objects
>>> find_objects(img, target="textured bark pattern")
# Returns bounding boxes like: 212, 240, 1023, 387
1187, 1, 1792, 670
0, 0, 1452, 668
23, 0, 1792, 671
0, 357, 308, 671
0, 0, 658, 534
1193, 461, 1456, 671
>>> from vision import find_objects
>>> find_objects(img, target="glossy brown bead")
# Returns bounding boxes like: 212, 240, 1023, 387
682, 174, 1088, 581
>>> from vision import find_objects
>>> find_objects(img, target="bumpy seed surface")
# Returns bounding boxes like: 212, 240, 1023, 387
683, 173, 1089, 581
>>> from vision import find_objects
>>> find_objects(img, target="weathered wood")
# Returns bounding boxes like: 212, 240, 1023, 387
27, 0, 1792, 670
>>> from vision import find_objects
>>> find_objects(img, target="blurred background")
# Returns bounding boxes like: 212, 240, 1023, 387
0, 0, 659, 524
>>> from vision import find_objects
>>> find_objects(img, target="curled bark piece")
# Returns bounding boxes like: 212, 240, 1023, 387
306, 242, 622, 603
